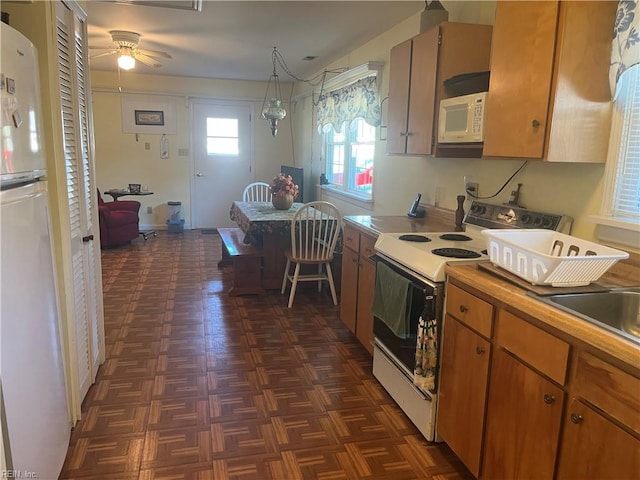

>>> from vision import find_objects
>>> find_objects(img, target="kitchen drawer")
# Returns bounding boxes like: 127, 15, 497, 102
343, 225, 360, 253
497, 310, 569, 385
360, 234, 376, 259
573, 351, 640, 435
445, 283, 494, 338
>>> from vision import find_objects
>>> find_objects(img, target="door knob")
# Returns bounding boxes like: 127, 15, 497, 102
196, 172, 204, 177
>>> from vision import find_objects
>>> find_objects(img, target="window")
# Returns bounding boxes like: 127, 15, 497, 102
592, 65, 640, 248
609, 66, 639, 221
206, 117, 239, 155
323, 118, 376, 198
316, 70, 382, 201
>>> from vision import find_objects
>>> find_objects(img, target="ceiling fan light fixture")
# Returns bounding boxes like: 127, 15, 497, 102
117, 50, 136, 70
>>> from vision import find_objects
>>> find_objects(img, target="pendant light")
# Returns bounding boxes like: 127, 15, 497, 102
261, 47, 287, 137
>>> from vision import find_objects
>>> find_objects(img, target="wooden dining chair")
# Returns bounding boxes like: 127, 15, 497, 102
242, 182, 271, 202
281, 201, 343, 308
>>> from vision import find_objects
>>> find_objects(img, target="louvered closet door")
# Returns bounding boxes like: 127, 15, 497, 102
56, 0, 104, 403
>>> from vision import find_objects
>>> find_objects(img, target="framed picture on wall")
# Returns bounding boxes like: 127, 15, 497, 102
134, 110, 164, 126
121, 95, 177, 134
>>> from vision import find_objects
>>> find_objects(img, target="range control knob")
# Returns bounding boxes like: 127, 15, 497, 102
521, 214, 532, 225
533, 217, 543, 227
541, 217, 553, 228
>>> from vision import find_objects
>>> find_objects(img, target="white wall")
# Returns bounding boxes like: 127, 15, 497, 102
91, 72, 294, 229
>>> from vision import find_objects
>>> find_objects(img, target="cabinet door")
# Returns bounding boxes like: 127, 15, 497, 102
406, 27, 439, 155
355, 257, 375, 355
483, 0, 559, 158
387, 39, 412, 154
436, 315, 491, 478
557, 399, 640, 479
483, 347, 564, 479
339, 247, 359, 334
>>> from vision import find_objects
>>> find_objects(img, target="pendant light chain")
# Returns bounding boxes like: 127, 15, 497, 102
261, 46, 347, 136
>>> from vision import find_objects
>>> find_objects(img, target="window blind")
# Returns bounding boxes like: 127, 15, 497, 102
612, 65, 639, 221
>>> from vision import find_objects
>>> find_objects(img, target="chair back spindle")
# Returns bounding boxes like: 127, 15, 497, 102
243, 182, 271, 202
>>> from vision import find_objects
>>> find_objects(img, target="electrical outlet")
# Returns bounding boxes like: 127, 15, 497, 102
146, 206, 152, 214
465, 181, 479, 199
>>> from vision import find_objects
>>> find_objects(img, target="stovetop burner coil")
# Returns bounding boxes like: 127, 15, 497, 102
398, 234, 431, 242
439, 234, 472, 241
431, 247, 482, 259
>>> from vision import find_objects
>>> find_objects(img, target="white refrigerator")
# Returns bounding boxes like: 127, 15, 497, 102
1, 22, 70, 478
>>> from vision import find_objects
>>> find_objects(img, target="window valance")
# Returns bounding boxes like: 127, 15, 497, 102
316, 76, 381, 132
610, 0, 639, 98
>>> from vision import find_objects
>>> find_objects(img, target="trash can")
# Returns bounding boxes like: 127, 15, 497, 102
166, 201, 184, 233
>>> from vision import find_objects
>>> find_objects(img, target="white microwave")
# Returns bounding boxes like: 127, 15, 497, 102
438, 91, 487, 143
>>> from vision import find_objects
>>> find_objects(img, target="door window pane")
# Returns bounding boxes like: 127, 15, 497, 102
206, 117, 239, 155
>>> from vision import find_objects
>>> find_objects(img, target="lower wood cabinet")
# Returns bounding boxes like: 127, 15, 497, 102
339, 224, 376, 354
483, 347, 564, 479
355, 256, 375, 353
340, 247, 358, 334
441, 276, 640, 480
437, 315, 491, 478
556, 398, 640, 479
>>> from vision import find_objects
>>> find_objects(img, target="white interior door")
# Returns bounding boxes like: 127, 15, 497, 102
191, 101, 253, 228
56, 1, 104, 417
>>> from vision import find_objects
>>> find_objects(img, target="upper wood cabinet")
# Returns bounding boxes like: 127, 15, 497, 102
483, 0, 617, 162
387, 22, 492, 157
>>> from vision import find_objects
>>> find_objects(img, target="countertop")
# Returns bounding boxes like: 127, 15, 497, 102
445, 262, 640, 370
344, 207, 457, 236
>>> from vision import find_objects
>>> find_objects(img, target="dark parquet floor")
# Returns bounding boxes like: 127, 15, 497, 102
59, 230, 473, 480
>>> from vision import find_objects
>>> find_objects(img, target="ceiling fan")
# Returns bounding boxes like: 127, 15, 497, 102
89, 30, 171, 70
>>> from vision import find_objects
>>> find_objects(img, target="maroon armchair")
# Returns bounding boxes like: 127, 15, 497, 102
97, 189, 141, 247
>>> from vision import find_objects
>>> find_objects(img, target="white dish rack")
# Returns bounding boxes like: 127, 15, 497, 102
482, 229, 629, 287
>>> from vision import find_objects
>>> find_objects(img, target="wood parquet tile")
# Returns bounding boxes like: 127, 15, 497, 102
60, 231, 473, 479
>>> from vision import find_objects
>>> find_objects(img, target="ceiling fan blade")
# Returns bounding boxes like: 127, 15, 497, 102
137, 48, 172, 59
134, 54, 162, 68
89, 45, 116, 50
90, 50, 119, 59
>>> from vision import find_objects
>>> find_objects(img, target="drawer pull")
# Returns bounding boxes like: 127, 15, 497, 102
459, 305, 468, 313
543, 394, 555, 405
570, 413, 583, 424
476, 346, 485, 355
532, 119, 540, 128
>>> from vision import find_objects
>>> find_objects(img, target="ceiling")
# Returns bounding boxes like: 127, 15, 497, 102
85, 1, 424, 82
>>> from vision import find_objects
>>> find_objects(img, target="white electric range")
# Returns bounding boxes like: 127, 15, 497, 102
370, 201, 572, 442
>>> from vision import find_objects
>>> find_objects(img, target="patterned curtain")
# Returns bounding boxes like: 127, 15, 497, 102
610, 0, 640, 98
316, 76, 381, 132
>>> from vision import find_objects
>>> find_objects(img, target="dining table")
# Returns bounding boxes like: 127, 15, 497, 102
229, 200, 342, 291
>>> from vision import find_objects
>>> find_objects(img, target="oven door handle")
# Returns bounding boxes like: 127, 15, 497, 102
370, 253, 439, 290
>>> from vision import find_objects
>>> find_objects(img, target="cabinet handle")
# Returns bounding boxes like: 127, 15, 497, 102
459, 305, 468, 313
570, 413, 583, 424
532, 119, 540, 128
476, 346, 485, 355
82, 235, 94, 243
543, 394, 555, 405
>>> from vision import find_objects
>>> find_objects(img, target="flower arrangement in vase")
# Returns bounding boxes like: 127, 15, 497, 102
270, 173, 299, 210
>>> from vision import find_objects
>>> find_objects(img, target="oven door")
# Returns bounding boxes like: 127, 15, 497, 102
370, 254, 443, 378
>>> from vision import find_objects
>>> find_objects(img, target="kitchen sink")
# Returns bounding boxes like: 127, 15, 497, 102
533, 287, 640, 344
